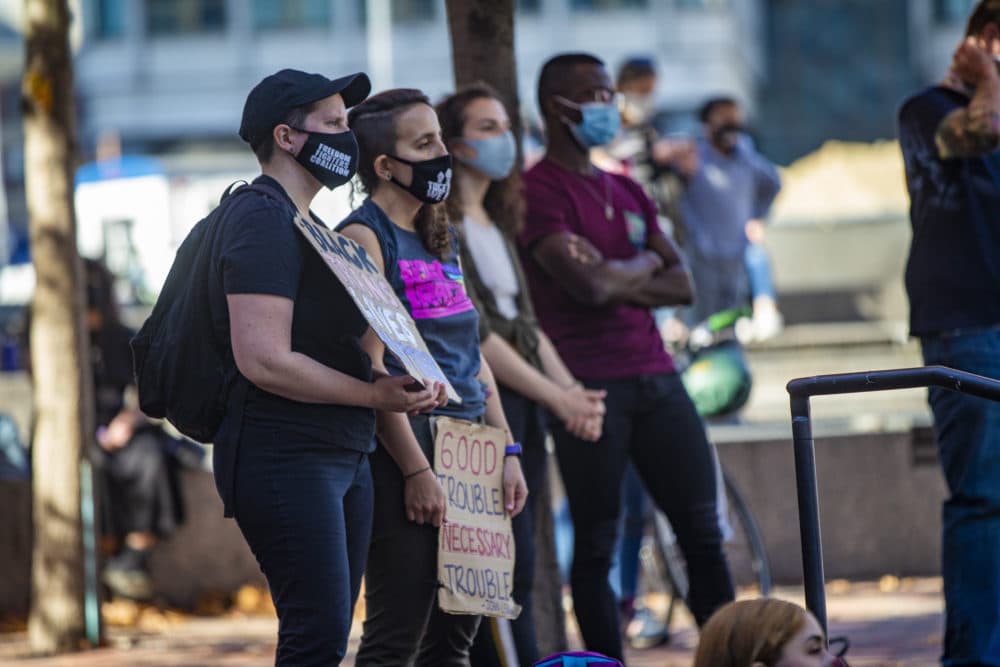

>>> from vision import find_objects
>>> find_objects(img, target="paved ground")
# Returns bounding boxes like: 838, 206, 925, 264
0, 578, 945, 666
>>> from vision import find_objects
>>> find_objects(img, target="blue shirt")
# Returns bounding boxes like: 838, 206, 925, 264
680, 136, 782, 260
899, 86, 1000, 337
338, 199, 485, 421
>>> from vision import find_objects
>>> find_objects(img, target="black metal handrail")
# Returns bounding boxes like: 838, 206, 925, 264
785, 365, 1000, 637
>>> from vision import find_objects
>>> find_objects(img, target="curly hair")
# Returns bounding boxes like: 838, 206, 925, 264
348, 88, 451, 258
436, 82, 525, 237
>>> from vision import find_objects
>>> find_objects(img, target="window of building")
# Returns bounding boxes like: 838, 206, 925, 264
517, 0, 542, 11
570, 0, 648, 8
146, 0, 226, 36
934, 0, 976, 24
252, 0, 331, 30
675, 0, 729, 9
88, 0, 126, 39
356, 0, 437, 24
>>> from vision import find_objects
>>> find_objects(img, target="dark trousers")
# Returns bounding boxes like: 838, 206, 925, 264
470, 387, 547, 666
556, 373, 734, 661
98, 427, 184, 540
922, 330, 1000, 666
234, 425, 374, 666
357, 415, 481, 666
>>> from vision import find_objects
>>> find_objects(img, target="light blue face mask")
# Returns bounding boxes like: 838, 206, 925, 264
458, 130, 517, 180
557, 97, 621, 148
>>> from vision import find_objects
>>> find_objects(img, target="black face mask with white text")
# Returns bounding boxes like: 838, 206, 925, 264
291, 128, 359, 190
388, 154, 453, 204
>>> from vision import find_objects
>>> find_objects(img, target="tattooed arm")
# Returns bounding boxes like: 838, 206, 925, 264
936, 38, 1000, 159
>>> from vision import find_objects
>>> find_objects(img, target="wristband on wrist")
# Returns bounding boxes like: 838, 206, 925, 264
404, 465, 431, 480
504, 442, 523, 457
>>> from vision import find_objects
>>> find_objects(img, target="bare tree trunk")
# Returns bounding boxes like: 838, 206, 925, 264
444, 0, 523, 146
444, 0, 567, 655
23, 0, 94, 654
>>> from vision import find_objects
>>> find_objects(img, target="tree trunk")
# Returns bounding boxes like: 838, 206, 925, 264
444, 0, 567, 655
23, 0, 94, 654
444, 0, 523, 147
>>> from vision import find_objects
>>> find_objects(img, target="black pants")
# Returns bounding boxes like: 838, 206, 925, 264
234, 423, 374, 666
556, 373, 734, 661
98, 427, 184, 540
469, 387, 547, 666
357, 415, 481, 666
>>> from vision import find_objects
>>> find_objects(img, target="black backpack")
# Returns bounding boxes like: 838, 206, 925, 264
130, 181, 285, 442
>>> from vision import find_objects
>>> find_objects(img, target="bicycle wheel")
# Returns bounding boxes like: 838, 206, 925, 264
648, 471, 772, 607
722, 473, 772, 596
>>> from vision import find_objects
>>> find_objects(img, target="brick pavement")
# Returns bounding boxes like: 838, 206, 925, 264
0, 579, 945, 667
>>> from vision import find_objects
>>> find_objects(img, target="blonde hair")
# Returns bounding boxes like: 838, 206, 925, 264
693, 599, 807, 667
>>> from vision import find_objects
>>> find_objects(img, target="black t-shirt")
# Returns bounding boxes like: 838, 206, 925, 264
214, 175, 375, 450
898, 86, 1000, 337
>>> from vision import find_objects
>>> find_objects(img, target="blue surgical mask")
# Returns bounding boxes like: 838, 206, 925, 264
457, 131, 517, 180
557, 96, 621, 148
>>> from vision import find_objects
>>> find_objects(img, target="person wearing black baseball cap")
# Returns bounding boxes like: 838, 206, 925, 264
211, 69, 447, 665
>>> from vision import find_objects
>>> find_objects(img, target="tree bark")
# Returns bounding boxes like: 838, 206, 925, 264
444, 0, 523, 147
23, 0, 94, 654
444, 0, 567, 655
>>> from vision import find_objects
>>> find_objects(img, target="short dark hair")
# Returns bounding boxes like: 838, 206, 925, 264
966, 0, 1000, 36
617, 56, 657, 88
536, 52, 605, 114
698, 96, 739, 123
253, 103, 314, 164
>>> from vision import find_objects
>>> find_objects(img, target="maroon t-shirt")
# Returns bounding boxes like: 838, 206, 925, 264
518, 158, 675, 381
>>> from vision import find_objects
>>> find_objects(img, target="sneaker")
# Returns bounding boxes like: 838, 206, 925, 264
625, 606, 668, 650
102, 547, 153, 600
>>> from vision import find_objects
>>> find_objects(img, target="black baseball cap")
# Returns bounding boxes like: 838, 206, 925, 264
239, 69, 372, 148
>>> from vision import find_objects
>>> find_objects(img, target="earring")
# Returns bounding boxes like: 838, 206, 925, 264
383, 173, 392, 180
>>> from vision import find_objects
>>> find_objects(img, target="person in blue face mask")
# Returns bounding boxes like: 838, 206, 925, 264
437, 82, 607, 667
516, 53, 735, 661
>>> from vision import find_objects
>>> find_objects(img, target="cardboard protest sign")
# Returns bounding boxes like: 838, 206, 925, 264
433, 416, 521, 619
293, 213, 461, 403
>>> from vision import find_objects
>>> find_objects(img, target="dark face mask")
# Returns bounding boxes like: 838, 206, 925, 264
712, 123, 744, 151
389, 154, 453, 204
290, 128, 359, 190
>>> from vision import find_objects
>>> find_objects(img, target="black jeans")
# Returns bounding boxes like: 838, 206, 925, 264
356, 415, 481, 666
469, 387, 547, 666
233, 424, 373, 666
555, 373, 734, 661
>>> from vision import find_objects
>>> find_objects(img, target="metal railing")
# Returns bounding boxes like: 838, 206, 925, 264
785, 365, 1000, 637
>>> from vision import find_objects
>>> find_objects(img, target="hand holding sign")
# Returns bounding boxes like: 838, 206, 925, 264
370, 374, 440, 414
405, 466, 447, 527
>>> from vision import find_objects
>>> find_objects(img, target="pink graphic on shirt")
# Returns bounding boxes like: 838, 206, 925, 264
398, 258, 475, 320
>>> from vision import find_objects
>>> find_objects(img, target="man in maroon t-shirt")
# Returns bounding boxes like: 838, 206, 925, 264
518, 53, 734, 660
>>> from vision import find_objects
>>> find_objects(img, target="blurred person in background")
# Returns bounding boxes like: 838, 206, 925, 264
83, 258, 185, 601
517, 52, 734, 661
437, 82, 606, 667
898, 1, 1000, 663
669, 96, 783, 340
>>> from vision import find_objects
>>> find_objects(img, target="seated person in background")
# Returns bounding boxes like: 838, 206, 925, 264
85, 258, 186, 600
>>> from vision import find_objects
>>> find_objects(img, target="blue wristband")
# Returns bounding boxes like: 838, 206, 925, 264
504, 442, 523, 457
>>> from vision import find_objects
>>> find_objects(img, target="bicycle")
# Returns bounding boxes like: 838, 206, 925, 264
629, 307, 772, 644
